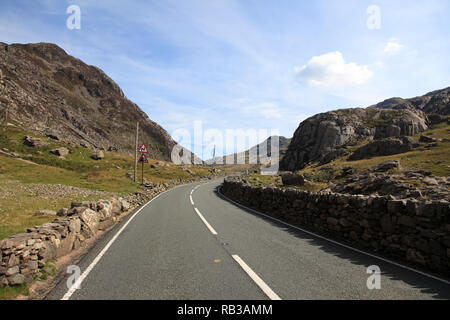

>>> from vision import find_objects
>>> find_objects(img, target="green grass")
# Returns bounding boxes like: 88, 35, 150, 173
0, 178, 112, 240
37, 260, 57, 281
246, 173, 327, 192
247, 174, 282, 187
0, 283, 29, 300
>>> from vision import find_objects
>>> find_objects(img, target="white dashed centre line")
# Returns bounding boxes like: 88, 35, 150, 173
194, 207, 218, 235
232, 254, 281, 300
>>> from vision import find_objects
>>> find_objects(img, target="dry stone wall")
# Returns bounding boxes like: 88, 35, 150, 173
0, 197, 130, 287
221, 178, 450, 275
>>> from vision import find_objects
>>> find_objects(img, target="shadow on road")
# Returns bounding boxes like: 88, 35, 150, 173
214, 186, 450, 300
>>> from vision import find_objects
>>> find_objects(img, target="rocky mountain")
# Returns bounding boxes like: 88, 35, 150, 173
0, 42, 185, 161
205, 135, 290, 165
370, 87, 450, 115
280, 87, 450, 171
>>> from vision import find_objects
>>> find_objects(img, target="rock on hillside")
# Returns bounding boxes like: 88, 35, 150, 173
330, 160, 450, 200
348, 136, 419, 161
0, 42, 184, 160
280, 107, 428, 171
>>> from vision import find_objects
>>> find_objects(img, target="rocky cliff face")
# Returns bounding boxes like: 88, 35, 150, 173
0, 42, 179, 160
280, 107, 428, 171
280, 87, 450, 171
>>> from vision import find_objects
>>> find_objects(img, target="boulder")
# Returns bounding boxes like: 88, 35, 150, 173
33, 209, 57, 216
50, 147, 69, 157
349, 136, 417, 160
370, 160, 401, 172
91, 150, 105, 160
5, 266, 19, 276
97, 201, 113, 220
281, 173, 305, 186
23, 135, 47, 147
120, 199, 130, 211
79, 208, 100, 237
423, 177, 438, 185
7, 254, 19, 268
341, 166, 355, 176
7, 274, 25, 286
45, 133, 60, 140
110, 199, 122, 215
57, 208, 68, 216
419, 135, 437, 143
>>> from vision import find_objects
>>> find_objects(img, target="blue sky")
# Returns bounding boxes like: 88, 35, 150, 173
0, 0, 449, 157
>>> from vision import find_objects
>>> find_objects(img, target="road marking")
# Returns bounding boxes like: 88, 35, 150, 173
219, 187, 450, 286
190, 195, 194, 205
194, 207, 218, 235
61, 184, 187, 300
232, 255, 281, 300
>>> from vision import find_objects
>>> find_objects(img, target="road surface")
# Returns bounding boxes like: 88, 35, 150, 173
46, 179, 450, 300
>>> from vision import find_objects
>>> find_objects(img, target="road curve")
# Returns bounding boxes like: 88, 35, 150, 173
46, 179, 450, 300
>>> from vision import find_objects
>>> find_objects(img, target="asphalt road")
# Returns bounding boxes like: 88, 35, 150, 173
46, 179, 450, 300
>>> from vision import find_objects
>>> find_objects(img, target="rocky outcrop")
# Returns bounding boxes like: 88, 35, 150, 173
221, 177, 450, 275
330, 163, 450, 201
280, 108, 428, 171
371, 87, 450, 115
0, 42, 188, 160
281, 172, 305, 186
348, 136, 419, 160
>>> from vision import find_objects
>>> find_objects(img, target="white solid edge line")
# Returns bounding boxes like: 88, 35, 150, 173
218, 187, 450, 286
232, 255, 281, 300
194, 207, 218, 235
61, 184, 187, 300
190, 195, 194, 205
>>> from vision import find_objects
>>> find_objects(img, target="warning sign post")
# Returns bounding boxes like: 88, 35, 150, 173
138, 144, 149, 185
138, 144, 149, 154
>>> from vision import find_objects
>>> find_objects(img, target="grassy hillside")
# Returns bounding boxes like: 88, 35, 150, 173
0, 123, 238, 240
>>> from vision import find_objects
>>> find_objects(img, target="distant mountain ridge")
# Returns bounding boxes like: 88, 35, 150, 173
0, 42, 187, 161
205, 135, 291, 165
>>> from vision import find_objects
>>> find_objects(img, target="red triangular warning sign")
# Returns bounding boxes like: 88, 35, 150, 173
138, 143, 149, 153
139, 154, 149, 163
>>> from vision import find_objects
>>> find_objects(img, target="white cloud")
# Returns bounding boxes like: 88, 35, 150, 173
295, 51, 373, 88
383, 38, 405, 55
